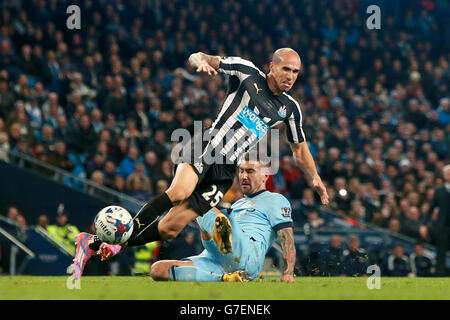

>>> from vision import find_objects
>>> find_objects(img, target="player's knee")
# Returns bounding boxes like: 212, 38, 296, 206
166, 188, 190, 205
166, 184, 195, 205
150, 261, 169, 281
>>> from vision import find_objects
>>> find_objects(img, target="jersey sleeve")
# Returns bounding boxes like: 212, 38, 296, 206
284, 94, 306, 144
266, 194, 294, 232
218, 56, 262, 81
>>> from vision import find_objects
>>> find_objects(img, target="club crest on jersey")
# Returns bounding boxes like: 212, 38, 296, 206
278, 105, 287, 118
194, 161, 204, 174
281, 207, 291, 218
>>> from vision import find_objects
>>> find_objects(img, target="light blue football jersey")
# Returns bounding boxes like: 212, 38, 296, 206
229, 190, 293, 254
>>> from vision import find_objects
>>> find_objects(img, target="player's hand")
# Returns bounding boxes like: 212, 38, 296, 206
281, 273, 295, 282
313, 176, 329, 205
196, 63, 218, 76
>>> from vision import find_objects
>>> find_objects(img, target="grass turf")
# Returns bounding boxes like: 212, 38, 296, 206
0, 276, 449, 300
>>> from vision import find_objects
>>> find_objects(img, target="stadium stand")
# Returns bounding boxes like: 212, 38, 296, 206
0, 0, 448, 276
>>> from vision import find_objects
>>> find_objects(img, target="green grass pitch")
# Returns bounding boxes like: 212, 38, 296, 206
1, 276, 449, 300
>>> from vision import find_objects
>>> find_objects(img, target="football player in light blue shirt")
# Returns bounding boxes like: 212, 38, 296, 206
150, 156, 296, 282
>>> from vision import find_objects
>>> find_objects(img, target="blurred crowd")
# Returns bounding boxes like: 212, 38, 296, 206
1, 205, 433, 277
0, 0, 449, 275
295, 234, 434, 277
0, 205, 201, 276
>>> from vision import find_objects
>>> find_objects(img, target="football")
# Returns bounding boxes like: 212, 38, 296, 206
94, 206, 134, 244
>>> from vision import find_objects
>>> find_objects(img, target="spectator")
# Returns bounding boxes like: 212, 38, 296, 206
104, 86, 128, 121
87, 170, 112, 200
25, 97, 43, 130
119, 146, 141, 179
113, 175, 126, 194
298, 188, 318, 217
303, 210, 325, 232
70, 114, 97, 154
41, 92, 63, 122
133, 241, 160, 275
0, 77, 15, 117
401, 206, 427, 240
38, 124, 54, 151
126, 175, 152, 202
47, 212, 80, 255
0, 131, 10, 162
159, 160, 174, 186
90, 109, 104, 134
384, 244, 412, 277
320, 234, 345, 276
103, 160, 118, 189
298, 242, 322, 276
84, 152, 106, 178
146, 129, 168, 161
279, 155, 301, 195
342, 235, 369, 277
423, 165, 450, 276
6, 206, 20, 223
126, 163, 151, 193
36, 215, 49, 230
409, 242, 433, 277
54, 115, 70, 142
46, 141, 75, 172
15, 214, 27, 242
388, 218, 401, 234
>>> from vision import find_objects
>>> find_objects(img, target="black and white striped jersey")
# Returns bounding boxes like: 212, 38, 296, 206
203, 56, 306, 164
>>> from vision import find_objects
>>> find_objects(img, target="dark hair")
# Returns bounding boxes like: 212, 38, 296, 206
242, 151, 271, 168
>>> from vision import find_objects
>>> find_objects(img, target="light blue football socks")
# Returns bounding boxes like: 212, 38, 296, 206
170, 265, 223, 282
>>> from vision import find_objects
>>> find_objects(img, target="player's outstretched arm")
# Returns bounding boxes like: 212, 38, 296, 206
289, 141, 329, 205
188, 52, 220, 75
277, 227, 296, 282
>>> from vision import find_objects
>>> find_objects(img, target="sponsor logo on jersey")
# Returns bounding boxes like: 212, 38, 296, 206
237, 106, 269, 139
281, 207, 291, 218
278, 105, 287, 118
253, 83, 263, 94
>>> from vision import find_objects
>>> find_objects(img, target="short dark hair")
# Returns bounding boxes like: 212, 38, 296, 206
414, 242, 424, 248
242, 151, 271, 168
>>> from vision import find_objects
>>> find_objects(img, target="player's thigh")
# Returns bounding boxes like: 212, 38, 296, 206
166, 163, 199, 204
150, 259, 195, 281
158, 200, 199, 239
187, 252, 225, 276
215, 207, 249, 257
187, 164, 237, 216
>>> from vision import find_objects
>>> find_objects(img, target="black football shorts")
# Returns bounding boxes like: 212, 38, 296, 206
175, 139, 238, 216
